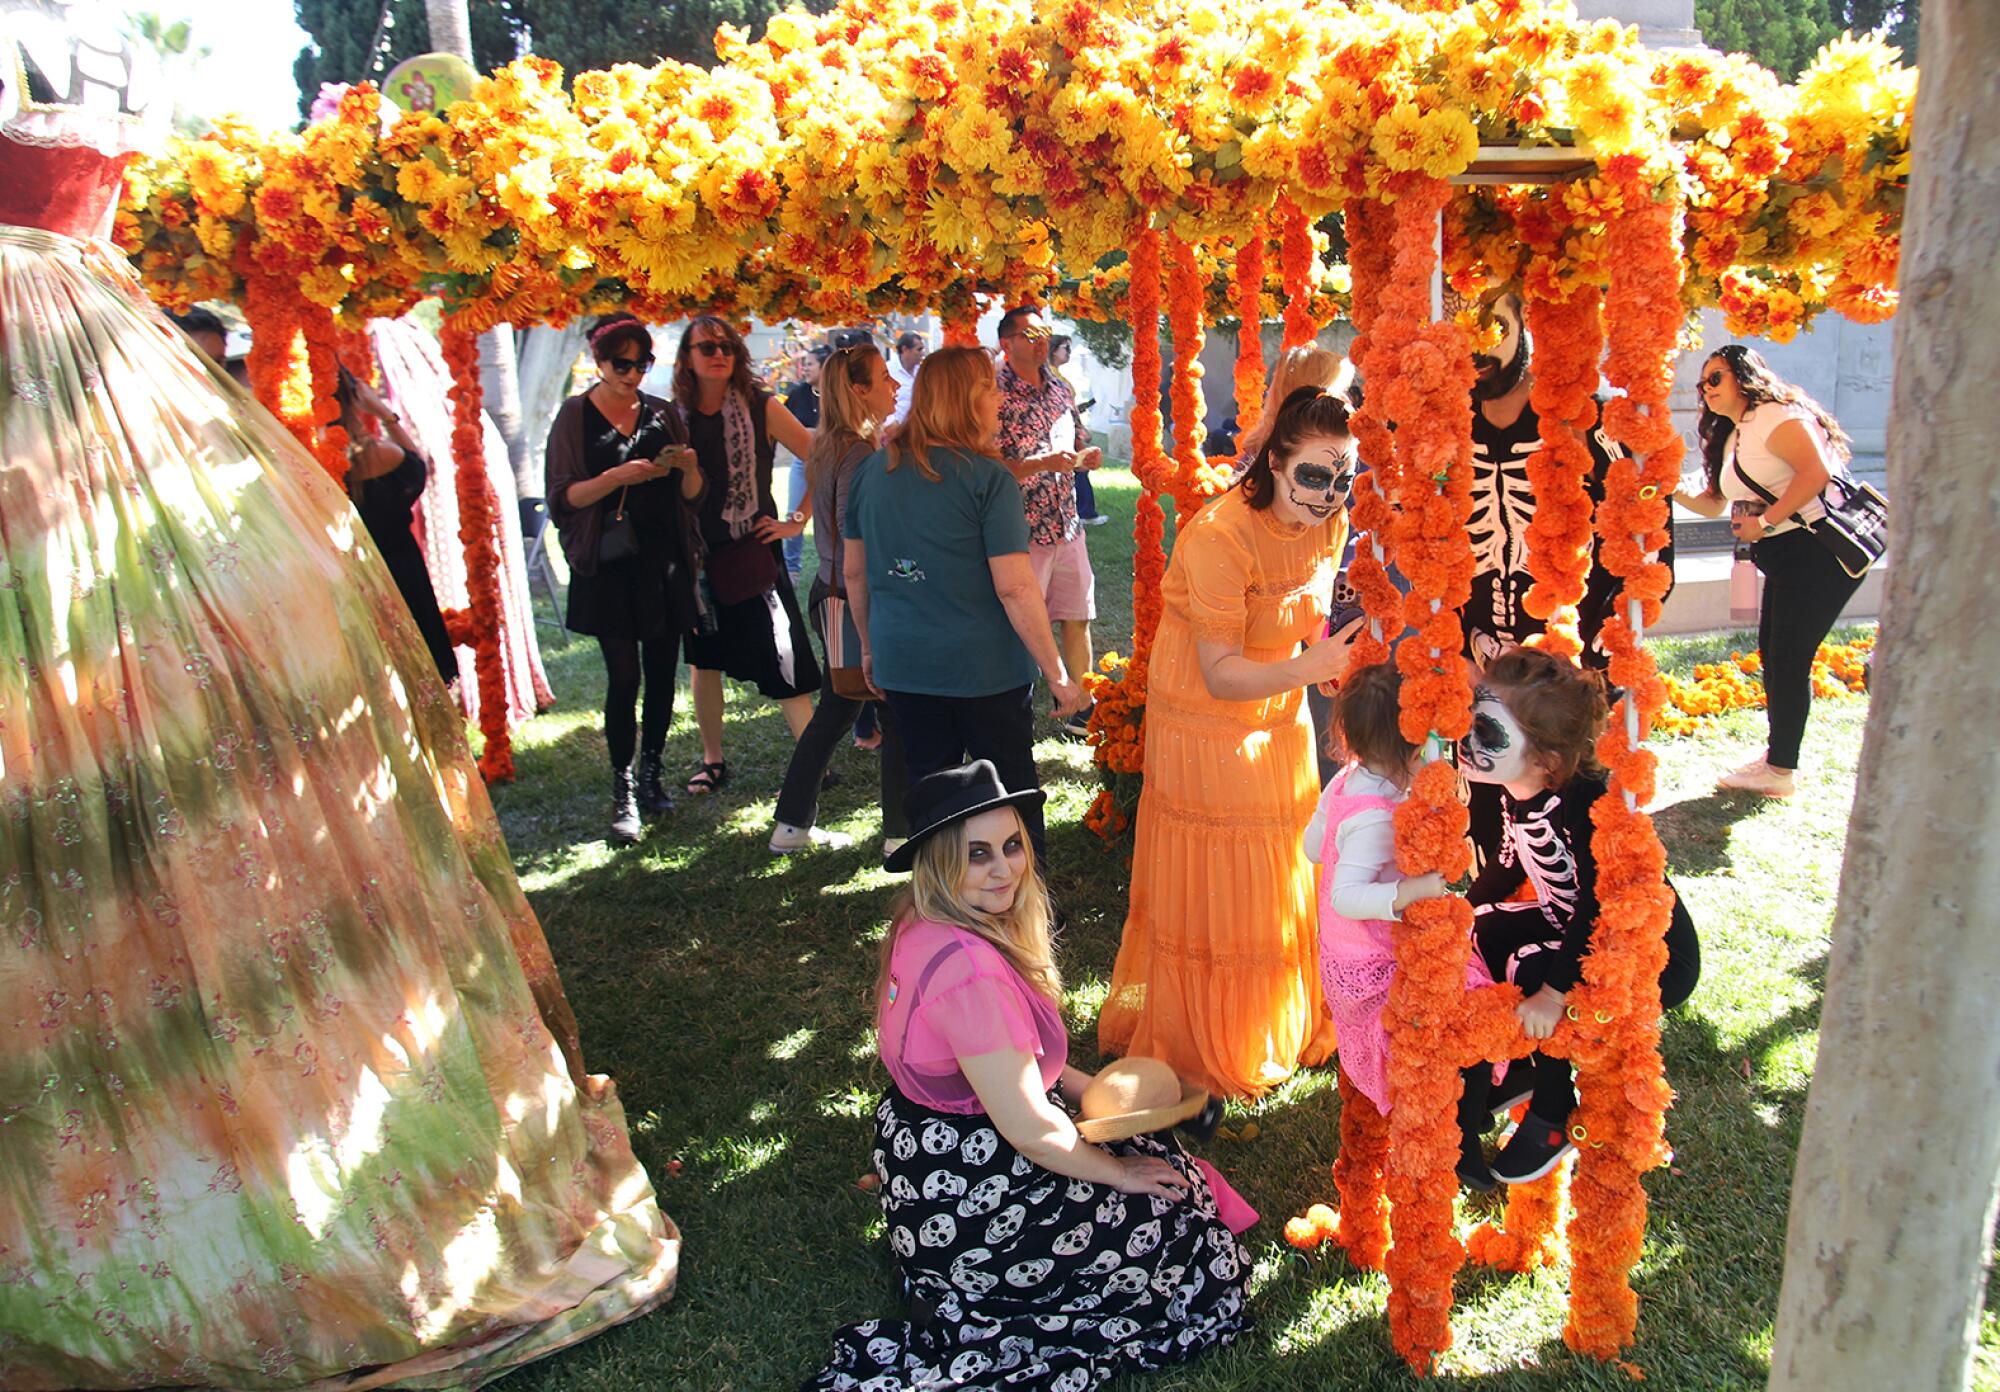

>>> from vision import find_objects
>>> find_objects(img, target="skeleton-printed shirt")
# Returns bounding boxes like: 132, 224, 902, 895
1465, 400, 1634, 667
1465, 772, 1609, 994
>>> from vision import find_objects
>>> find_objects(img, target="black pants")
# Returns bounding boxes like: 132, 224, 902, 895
884, 684, 1045, 862
1459, 895, 1701, 1131
1753, 528, 1864, 770
774, 584, 912, 837
599, 632, 679, 770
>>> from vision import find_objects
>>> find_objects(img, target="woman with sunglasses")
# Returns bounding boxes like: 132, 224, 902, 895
1099, 388, 1359, 1098
673, 316, 822, 797
545, 313, 706, 843
1674, 343, 1865, 798
768, 343, 911, 855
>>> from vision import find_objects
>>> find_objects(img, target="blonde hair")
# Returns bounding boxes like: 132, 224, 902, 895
808, 344, 886, 493
1236, 345, 1350, 461
877, 808, 1061, 1005
890, 345, 997, 481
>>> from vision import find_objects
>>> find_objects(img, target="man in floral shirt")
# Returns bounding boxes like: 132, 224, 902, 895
996, 305, 1101, 736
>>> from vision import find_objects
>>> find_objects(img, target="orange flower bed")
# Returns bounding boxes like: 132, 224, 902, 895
1654, 637, 1871, 734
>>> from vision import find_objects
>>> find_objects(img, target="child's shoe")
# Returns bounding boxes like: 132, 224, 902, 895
1491, 1112, 1575, 1184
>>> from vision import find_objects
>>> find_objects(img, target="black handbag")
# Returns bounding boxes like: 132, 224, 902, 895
1731, 457, 1887, 579
597, 486, 639, 565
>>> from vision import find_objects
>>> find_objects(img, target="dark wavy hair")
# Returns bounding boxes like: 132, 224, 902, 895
587, 312, 651, 363
671, 315, 762, 409
1697, 343, 1852, 493
1328, 660, 1417, 774
1237, 386, 1354, 510
1479, 648, 1609, 787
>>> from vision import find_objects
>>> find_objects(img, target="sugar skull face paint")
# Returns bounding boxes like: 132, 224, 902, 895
1274, 438, 1356, 525
1459, 684, 1533, 785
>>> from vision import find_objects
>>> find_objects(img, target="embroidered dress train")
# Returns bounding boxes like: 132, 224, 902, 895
0, 7, 675, 1386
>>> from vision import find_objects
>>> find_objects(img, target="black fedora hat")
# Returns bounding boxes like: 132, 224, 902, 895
884, 760, 1046, 873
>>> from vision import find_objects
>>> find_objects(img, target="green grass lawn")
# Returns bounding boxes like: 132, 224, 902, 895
488, 466, 1969, 1390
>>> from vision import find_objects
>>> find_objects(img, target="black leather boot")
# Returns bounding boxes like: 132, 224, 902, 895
610, 767, 642, 844
637, 750, 675, 817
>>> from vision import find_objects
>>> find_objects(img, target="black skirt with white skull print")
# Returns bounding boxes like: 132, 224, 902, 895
803, 1086, 1251, 1390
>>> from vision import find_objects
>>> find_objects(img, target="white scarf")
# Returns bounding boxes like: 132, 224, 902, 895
717, 388, 760, 541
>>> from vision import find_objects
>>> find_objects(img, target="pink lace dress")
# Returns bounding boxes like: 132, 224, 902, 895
1314, 767, 1489, 1113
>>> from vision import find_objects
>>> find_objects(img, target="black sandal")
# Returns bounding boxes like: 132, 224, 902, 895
686, 760, 728, 796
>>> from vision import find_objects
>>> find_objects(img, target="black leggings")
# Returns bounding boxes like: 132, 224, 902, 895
598, 633, 680, 770
1753, 528, 1864, 769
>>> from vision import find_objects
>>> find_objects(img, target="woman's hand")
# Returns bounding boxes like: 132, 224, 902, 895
752, 513, 807, 542
861, 653, 886, 701
1293, 634, 1353, 689
1517, 985, 1567, 1041
1109, 1155, 1193, 1200
351, 379, 394, 421
618, 457, 674, 486
1728, 508, 1770, 543
1074, 445, 1103, 472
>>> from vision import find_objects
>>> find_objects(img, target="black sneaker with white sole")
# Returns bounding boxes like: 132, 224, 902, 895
1489, 1070, 1534, 1118
1490, 1111, 1575, 1184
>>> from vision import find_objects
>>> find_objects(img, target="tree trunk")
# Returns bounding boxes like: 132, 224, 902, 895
421, 0, 472, 62
1767, 3, 2000, 1389
515, 322, 586, 498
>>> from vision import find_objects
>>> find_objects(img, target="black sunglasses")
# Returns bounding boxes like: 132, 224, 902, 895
1703, 370, 1727, 388
692, 340, 737, 358
606, 354, 653, 375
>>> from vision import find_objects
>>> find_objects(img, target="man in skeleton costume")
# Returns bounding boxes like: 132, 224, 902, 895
1461, 291, 1673, 670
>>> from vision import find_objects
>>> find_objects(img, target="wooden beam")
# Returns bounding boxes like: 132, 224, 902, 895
1451, 145, 1597, 186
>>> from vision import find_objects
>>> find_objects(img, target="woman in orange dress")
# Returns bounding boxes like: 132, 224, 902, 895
1100, 388, 1360, 1097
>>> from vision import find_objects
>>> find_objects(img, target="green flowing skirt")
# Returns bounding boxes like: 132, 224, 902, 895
0, 226, 676, 1389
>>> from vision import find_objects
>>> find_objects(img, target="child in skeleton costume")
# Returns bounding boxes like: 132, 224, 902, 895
1454, 652, 1701, 1188
1461, 291, 1672, 671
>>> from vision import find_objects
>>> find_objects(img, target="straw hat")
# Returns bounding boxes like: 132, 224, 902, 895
1075, 1059, 1210, 1143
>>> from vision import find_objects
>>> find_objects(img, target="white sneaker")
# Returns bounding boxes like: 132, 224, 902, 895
1716, 759, 1795, 797
882, 837, 909, 860
769, 822, 854, 854
1725, 750, 1770, 779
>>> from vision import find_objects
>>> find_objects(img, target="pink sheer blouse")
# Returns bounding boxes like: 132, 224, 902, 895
878, 920, 1068, 1114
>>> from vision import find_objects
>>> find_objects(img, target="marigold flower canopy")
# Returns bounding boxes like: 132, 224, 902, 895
120, 0, 1911, 340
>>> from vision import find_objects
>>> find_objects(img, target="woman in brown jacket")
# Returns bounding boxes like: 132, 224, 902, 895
545, 313, 705, 843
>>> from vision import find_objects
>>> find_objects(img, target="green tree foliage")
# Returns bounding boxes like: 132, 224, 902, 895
292, 0, 523, 119
507, 0, 835, 77
1695, 0, 1839, 79
293, 0, 840, 116
1695, 0, 1920, 79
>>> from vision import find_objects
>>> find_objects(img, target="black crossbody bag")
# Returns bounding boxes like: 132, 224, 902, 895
1730, 451, 1887, 579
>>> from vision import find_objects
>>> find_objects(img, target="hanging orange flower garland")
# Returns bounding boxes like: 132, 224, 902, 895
438, 319, 515, 783
1370, 174, 1479, 1377
1518, 285, 1606, 660
1166, 231, 1228, 514
1084, 224, 1168, 847
299, 302, 350, 482
1232, 227, 1267, 451
1342, 196, 1403, 675
239, 268, 314, 452
1564, 166, 1687, 1361
1278, 196, 1317, 352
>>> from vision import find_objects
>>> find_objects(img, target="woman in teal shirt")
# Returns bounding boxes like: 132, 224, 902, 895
842, 347, 1086, 863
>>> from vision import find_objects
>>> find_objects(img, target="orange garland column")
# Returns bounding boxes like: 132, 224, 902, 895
1518, 287, 1606, 660
299, 301, 350, 482
439, 317, 515, 783
1373, 174, 1479, 1376
1165, 230, 1209, 516
1563, 168, 1686, 1359
1126, 224, 1171, 661
1278, 195, 1318, 351
239, 268, 313, 452
1231, 226, 1267, 449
